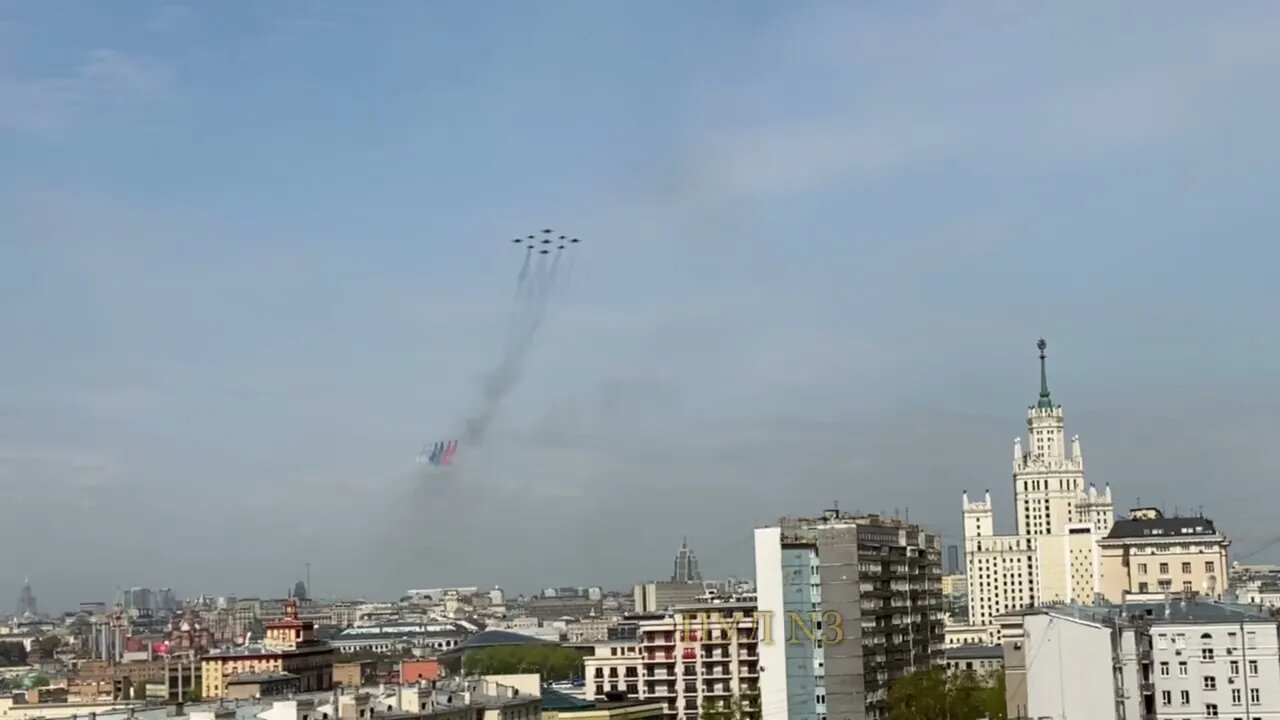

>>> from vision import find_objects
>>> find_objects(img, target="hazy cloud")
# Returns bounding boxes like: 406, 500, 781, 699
0, 48, 175, 136
4, 2, 1280, 606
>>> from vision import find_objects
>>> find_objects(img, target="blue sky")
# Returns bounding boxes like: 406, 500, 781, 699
4, 1, 1280, 607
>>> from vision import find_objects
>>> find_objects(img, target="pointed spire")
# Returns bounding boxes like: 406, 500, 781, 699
1036, 338, 1054, 409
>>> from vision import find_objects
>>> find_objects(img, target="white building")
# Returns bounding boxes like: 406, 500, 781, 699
962, 339, 1116, 638
999, 598, 1280, 720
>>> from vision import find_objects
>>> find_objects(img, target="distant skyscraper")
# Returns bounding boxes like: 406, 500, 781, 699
157, 588, 177, 613
16, 575, 37, 617
671, 537, 702, 582
128, 587, 154, 614
947, 544, 960, 575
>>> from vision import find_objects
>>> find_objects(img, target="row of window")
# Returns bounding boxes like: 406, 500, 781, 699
1159, 659, 1260, 677
1138, 561, 1215, 575
1161, 687, 1261, 708
1157, 631, 1259, 650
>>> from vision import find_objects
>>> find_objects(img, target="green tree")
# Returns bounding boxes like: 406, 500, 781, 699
184, 688, 203, 703
34, 635, 61, 657
887, 667, 1005, 720
978, 669, 1007, 720
461, 645, 583, 681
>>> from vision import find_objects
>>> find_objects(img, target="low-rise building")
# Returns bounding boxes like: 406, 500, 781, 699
1098, 508, 1231, 602
999, 597, 1280, 720
200, 598, 334, 698
330, 622, 469, 655
580, 603, 762, 720
542, 688, 664, 720
942, 645, 1003, 678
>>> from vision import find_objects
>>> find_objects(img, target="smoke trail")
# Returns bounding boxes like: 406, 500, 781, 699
462, 247, 566, 444
515, 248, 532, 294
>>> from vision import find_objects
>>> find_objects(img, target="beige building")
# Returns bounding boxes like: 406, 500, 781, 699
201, 598, 334, 698
962, 340, 1116, 638
1097, 507, 1230, 601
581, 602, 760, 720
577, 640, 643, 698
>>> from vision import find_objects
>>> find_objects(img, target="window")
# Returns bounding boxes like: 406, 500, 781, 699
1139, 563, 1148, 575
1179, 662, 1189, 677
1180, 690, 1190, 705
1203, 648, 1216, 661
1175, 633, 1187, 648
1230, 660, 1240, 675
1157, 635, 1168, 649
1160, 562, 1170, 574
1182, 562, 1192, 573
1251, 688, 1260, 704
1161, 690, 1171, 706
1249, 660, 1259, 676
1204, 676, 1217, 690
1231, 688, 1242, 705
1139, 582, 1149, 592
1205, 703, 1218, 718
1160, 662, 1170, 677
1206, 561, 1215, 573
1247, 632, 1258, 649
1184, 581, 1194, 592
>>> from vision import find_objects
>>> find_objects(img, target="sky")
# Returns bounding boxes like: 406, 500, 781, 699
4, 0, 1280, 609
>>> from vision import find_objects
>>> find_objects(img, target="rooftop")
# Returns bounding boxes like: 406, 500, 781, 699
438, 630, 554, 657
1006, 597, 1274, 627
1104, 513, 1221, 541
226, 672, 299, 685
945, 645, 1004, 660
203, 640, 331, 658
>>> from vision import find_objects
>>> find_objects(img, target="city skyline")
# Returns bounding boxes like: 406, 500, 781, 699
5, 1, 1280, 606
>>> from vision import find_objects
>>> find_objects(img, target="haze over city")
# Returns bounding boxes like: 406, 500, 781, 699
4, 0, 1280, 610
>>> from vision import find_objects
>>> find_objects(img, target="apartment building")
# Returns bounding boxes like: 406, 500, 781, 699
1098, 507, 1232, 602
998, 597, 1280, 720
580, 603, 760, 720
963, 340, 1116, 639
578, 639, 643, 699
755, 509, 945, 720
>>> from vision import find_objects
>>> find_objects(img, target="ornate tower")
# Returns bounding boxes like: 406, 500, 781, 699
1013, 339, 1088, 536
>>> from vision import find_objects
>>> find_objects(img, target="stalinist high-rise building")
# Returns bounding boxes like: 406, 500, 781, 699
961, 339, 1116, 639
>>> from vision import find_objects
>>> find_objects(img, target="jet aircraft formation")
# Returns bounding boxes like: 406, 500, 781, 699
417, 228, 582, 470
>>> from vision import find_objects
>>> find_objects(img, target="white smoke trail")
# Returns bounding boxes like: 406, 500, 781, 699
462, 247, 567, 444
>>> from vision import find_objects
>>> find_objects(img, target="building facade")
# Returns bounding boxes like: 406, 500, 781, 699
999, 598, 1280, 720
962, 340, 1117, 636
755, 509, 944, 720
579, 603, 760, 720
200, 598, 334, 698
1097, 507, 1231, 602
